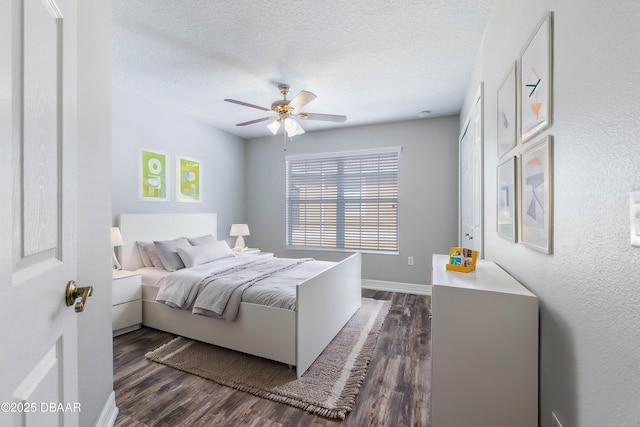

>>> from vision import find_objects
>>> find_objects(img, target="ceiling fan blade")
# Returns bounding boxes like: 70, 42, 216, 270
224, 98, 272, 112
235, 116, 274, 126
288, 90, 317, 113
297, 112, 347, 123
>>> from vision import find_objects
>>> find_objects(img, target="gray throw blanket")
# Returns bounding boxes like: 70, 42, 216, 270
155, 257, 311, 320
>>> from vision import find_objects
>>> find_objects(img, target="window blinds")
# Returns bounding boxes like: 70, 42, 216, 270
286, 147, 400, 253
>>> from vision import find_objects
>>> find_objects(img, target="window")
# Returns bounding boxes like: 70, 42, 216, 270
286, 147, 400, 253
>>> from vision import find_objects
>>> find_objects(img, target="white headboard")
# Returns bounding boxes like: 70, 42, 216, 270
118, 213, 218, 271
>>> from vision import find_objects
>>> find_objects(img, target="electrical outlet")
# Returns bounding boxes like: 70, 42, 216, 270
408, 256, 414, 266
552, 412, 563, 427
631, 190, 640, 247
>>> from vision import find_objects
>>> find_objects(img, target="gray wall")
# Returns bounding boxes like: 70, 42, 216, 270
461, 1, 640, 425
245, 117, 459, 286
111, 89, 246, 240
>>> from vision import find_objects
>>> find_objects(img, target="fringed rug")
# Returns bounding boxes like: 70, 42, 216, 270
145, 298, 391, 419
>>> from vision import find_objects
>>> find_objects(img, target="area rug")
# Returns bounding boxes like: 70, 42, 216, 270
145, 298, 391, 419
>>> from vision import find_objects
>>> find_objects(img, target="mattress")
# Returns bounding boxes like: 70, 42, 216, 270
137, 267, 169, 286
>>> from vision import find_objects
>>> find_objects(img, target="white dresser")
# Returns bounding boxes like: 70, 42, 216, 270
431, 254, 538, 427
112, 270, 142, 336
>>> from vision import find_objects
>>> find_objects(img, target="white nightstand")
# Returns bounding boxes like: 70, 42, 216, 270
234, 248, 274, 257
112, 270, 142, 336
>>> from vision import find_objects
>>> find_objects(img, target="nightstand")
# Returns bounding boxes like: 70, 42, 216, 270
234, 248, 274, 257
112, 270, 142, 336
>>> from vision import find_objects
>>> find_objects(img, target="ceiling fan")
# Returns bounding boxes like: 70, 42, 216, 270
224, 84, 346, 143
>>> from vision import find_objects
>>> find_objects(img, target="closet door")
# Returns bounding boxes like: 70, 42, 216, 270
459, 85, 483, 256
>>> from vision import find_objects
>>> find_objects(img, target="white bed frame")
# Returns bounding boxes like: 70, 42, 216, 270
118, 213, 362, 378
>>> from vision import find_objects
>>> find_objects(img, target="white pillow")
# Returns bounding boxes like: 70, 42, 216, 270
154, 238, 191, 272
211, 240, 235, 260
176, 241, 234, 268
176, 244, 215, 268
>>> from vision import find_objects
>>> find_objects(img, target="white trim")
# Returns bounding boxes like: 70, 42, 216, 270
362, 279, 431, 296
95, 390, 118, 427
285, 145, 402, 161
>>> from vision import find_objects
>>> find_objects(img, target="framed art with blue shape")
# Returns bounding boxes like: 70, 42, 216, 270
497, 156, 517, 242
520, 135, 553, 253
176, 155, 202, 203
520, 12, 553, 143
139, 149, 170, 201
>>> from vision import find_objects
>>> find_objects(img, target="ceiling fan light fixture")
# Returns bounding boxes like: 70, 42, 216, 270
284, 118, 305, 137
267, 119, 281, 135
224, 84, 345, 142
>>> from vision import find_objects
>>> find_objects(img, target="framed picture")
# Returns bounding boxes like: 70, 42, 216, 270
520, 12, 553, 143
520, 136, 553, 253
497, 62, 517, 157
139, 149, 170, 201
176, 155, 202, 203
497, 156, 517, 242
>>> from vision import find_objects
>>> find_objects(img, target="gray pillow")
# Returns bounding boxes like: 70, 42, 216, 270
137, 241, 153, 267
187, 234, 216, 246
154, 238, 191, 272
140, 241, 164, 268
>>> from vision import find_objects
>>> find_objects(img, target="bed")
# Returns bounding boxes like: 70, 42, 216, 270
118, 213, 362, 378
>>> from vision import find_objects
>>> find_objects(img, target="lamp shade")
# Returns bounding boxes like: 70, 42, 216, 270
267, 119, 281, 135
230, 224, 250, 237
284, 118, 305, 137
111, 227, 124, 247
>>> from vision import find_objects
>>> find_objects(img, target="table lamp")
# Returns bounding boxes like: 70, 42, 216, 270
111, 227, 124, 273
229, 224, 250, 252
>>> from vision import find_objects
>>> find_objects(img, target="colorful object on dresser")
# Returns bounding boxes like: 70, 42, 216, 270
446, 247, 478, 272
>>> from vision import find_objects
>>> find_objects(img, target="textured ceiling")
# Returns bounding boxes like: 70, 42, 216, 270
112, 0, 494, 139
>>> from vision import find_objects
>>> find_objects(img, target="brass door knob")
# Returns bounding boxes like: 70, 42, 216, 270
65, 281, 93, 313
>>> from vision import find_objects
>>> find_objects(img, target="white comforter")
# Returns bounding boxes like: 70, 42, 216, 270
154, 256, 328, 320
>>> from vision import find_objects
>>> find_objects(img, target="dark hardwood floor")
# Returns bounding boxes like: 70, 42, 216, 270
113, 290, 431, 426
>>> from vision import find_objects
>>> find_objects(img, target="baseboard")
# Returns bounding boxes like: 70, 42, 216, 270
95, 390, 118, 427
362, 279, 431, 295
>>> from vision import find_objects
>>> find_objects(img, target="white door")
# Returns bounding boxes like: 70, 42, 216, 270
0, 0, 81, 426
459, 86, 483, 255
